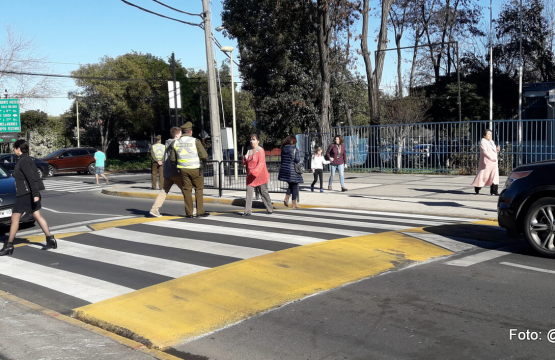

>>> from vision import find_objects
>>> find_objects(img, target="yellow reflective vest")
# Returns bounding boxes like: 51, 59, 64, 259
152, 143, 165, 161
174, 136, 200, 169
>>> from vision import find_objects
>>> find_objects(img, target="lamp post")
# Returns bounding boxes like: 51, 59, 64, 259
221, 45, 238, 180
75, 94, 82, 148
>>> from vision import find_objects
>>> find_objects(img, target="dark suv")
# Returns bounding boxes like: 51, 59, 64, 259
42, 147, 97, 176
498, 159, 555, 257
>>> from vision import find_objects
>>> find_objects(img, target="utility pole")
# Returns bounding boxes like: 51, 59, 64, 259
201, 0, 223, 174
198, 78, 205, 144
489, 0, 493, 131
518, 0, 523, 165
171, 52, 179, 127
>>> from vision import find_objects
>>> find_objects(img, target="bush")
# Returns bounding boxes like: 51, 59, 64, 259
105, 156, 151, 171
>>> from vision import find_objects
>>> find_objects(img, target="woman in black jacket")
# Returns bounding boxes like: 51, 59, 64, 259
0, 140, 57, 256
278, 136, 303, 209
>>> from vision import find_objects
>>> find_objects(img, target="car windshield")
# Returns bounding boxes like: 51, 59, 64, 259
45, 149, 65, 158
0, 166, 8, 179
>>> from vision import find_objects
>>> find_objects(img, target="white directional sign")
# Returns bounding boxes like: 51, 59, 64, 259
168, 81, 182, 109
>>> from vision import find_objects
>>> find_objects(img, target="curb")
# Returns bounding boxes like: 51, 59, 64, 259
0, 290, 181, 360
101, 189, 499, 221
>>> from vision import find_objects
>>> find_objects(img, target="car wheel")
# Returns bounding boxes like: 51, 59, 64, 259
37, 168, 43, 178
48, 165, 56, 177
524, 197, 555, 258
88, 163, 96, 175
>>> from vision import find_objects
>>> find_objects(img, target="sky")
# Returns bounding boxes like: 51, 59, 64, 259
1, 0, 505, 117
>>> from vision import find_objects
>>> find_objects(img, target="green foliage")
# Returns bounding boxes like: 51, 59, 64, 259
105, 157, 150, 171
28, 127, 63, 158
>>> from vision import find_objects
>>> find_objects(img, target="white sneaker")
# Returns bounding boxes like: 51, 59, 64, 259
149, 210, 162, 218
193, 208, 197, 216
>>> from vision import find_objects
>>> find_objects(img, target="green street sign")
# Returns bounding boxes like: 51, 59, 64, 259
0, 99, 21, 133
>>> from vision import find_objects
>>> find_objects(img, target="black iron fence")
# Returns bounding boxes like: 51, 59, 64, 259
202, 160, 290, 196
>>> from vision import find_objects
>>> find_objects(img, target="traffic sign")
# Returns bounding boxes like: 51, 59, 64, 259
0, 133, 20, 142
0, 99, 21, 133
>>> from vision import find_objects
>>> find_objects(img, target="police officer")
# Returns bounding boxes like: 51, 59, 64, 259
151, 135, 165, 190
172, 122, 209, 218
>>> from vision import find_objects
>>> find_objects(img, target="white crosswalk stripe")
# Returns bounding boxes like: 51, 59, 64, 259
1, 210, 475, 309
0, 257, 134, 303
43, 180, 107, 193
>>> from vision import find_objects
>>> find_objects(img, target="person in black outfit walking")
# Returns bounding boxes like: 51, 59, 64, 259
278, 136, 303, 209
0, 140, 57, 256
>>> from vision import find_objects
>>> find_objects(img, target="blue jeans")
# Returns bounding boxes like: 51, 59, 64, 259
328, 164, 345, 187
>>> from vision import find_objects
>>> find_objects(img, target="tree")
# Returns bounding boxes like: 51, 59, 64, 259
223, 0, 321, 143
71, 53, 177, 153
360, 0, 394, 124
494, 0, 555, 83
0, 26, 59, 106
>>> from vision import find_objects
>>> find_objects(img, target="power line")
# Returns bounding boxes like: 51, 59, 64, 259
151, 0, 203, 18
0, 59, 83, 66
119, 0, 203, 27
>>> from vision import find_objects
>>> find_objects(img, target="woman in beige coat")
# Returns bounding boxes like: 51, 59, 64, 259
471, 129, 500, 195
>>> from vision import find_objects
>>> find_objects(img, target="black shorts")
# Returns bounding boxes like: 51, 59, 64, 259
13, 194, 42, 215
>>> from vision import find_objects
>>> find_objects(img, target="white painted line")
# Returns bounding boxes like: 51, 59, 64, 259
403, 232, 477, 252
445, 250, 510, 267
250, 212, 408, 231
204, 216, 369, 237
41, 207, 123, 217
18, 216, 136, 236
0, 257, 134, 303
321, 208, 478, 222
146, 220, 327, 246
51, 239, 208, 278
91, 228, 272, 259
266, 210, 449, 227
501, 262, 555, 275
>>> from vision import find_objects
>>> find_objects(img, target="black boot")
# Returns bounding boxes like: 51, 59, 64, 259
474, 187, 481, 195
44, 235, 57, 250
0, 241, 14, 256
491, 184, 499, 196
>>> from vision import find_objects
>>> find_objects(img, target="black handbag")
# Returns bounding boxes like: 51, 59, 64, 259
293, 149, 305, 174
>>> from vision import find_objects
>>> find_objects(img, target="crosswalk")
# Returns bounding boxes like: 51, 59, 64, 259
0, 208, 476, 311
43, 179, 109, 193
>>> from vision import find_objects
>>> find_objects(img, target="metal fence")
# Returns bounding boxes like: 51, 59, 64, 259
203, 160, 290, 195
296, 119, 555, 175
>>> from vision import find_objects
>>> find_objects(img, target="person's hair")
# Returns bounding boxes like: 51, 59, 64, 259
313, 146, 323, 155
482, 129, 492, 137
333, 135, 344, 144
170, 126, 182, 138
282, 135, 297, 146
184, 128, 193, 135
250, 134, 260, 141
14, 140, 29, 154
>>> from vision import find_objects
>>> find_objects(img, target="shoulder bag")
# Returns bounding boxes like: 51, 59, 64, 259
293, 149, 305, 174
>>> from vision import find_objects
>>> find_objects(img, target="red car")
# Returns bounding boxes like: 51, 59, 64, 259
42, 147, 97, 176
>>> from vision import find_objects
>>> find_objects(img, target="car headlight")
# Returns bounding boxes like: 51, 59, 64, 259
505, 170, 532, 189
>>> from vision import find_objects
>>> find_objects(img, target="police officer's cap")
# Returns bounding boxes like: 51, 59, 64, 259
155, 135, 162, 140
181, 122, 193, 131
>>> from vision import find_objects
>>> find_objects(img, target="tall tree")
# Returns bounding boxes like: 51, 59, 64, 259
494, 0, 555, 83
360, 0, 393, 124
0, 26, 59, 108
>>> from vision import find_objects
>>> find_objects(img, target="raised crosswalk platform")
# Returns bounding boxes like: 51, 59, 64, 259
1, 209, 477, 314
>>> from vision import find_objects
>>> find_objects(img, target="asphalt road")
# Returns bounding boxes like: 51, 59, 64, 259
1, 172, 554, 359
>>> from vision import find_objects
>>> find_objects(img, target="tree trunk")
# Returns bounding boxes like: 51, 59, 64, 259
396, 35, 403, 98
316, 0, 332, 135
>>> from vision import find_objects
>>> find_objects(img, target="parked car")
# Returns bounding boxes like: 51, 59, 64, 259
42, 147, 97, 176
0, 165, 34, 227
0, 154, 49, 178
498, 159, 555, 257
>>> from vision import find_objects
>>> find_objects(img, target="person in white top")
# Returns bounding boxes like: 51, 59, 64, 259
311, 147, 330, 192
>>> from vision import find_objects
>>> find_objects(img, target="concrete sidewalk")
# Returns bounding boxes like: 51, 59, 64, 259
103, 172, 504, 220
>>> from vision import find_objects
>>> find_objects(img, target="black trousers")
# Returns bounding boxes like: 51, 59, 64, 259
311, 169, 323, 189
286, 182, 299, 201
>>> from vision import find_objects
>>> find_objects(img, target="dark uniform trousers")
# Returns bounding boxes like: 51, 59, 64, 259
181, 168, 204, 216
151, 162, 164, 189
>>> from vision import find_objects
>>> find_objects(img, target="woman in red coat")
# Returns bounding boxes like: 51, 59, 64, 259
471, 129, 500, 195
242, 134, 273, 216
